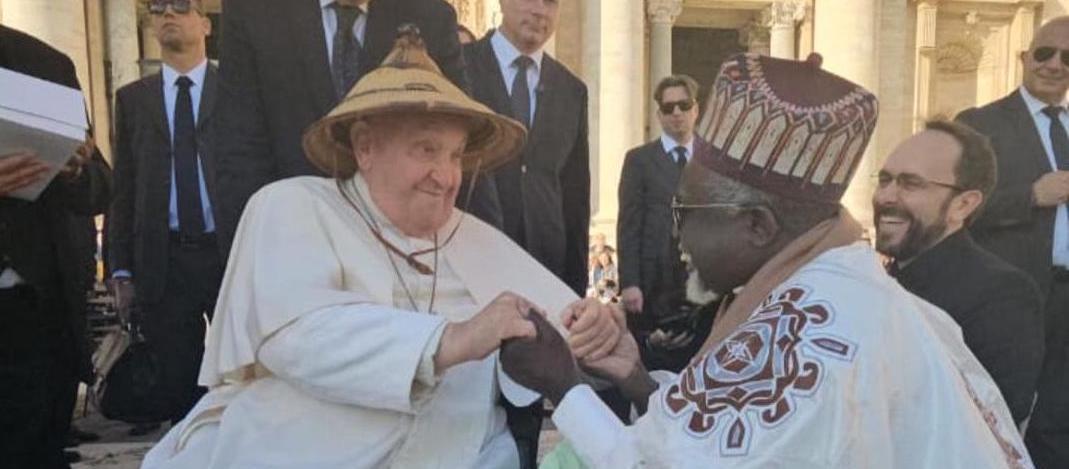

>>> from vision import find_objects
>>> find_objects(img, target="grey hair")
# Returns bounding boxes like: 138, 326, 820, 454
700, 170, 840, 236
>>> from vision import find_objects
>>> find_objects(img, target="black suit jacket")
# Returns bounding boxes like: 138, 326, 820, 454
108, 65, 219, 304
213, 0, 468, 252
892, 230, 1044, 424
464, 33, 590, 295
956, 91, 1058, 292
0, 25, 112, 381
617, 137, 707, 315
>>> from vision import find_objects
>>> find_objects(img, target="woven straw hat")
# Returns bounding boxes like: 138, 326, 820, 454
302, 25, 526, 178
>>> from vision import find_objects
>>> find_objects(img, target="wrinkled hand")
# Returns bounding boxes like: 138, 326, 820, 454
561, 298, 621, 361
0, 151, 50, 196
501, 312, 580, 404
576, 306, 642, 385
1032, 171, 1069, 207
58, 135, 93, 181
107, 278, 136, 324
621, 286, 643, 314
435, 292, 540, 374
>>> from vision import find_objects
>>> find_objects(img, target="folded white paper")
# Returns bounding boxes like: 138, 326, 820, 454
0, 67, 88, 201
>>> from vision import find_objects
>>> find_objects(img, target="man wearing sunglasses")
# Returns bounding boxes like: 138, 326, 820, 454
617, 75, 709, 373
873, 120, 1044, 428
957, 16, 1069, 468
107, 0, 222, 433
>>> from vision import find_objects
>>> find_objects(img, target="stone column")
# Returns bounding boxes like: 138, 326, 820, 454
813, 0, 879, 232
106, 0, 142, 92
1009, 5, 1037, 90
913, 1, 938, 131
646, 0, 682, 139
798, 0, 814, 58
768, 0, 803, 59
583, 0, 646, 242
140, 12, 163, 77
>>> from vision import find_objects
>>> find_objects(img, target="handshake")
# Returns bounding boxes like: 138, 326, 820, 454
500, 298, 656, 411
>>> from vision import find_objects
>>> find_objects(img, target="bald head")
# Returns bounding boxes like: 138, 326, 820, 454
1022, 16, 1069, 105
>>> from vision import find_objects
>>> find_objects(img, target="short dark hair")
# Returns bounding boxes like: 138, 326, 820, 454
654, 75, 700, 106
924, 119, 997, 222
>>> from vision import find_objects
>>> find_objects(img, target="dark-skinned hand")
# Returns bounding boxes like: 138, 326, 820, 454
501, 310, 581, 405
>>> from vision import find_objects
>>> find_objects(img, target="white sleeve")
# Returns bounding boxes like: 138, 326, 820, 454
552, 384, 642, 468
257, 303, 448, 414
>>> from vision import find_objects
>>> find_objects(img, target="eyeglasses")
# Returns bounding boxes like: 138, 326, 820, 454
671, 198, 748, 233
659, 100, 696, 114
1032, 46, 1069, 67
873, 171, 965, 193
148, 0, 199, 15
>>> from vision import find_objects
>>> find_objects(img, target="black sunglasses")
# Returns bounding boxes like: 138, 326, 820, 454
148, 0, 199, 15
659, 100, 696, 114
1032, 46, 1069, 67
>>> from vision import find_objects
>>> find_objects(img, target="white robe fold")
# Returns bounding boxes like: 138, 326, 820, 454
553, 243, 1034, 469
142, 176, 578, 469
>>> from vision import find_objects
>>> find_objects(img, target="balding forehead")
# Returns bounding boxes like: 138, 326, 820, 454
1033, 17, 1069, 48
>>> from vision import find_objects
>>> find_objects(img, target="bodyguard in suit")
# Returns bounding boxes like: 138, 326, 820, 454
874, 120, 1045, 426
108, 0, 222, 425
956, 17, 1069, 468
464, 0, 590, 466
0, 24, 112, 468
213, 0, 470, 253
618, 75, 706, 372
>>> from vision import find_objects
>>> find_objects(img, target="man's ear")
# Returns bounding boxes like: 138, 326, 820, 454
951, 190, 984, 226
745, 205, 781, 248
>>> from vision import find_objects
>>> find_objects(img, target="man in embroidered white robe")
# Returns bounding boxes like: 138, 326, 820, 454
501, 53, 1034, 469
141, 34, 619, 469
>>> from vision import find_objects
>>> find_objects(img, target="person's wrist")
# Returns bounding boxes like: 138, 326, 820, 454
546, 367, 582, 405
618, 363, 656, 412
435, 322, 469, 373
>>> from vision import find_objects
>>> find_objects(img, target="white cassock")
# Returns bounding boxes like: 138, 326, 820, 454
141, 175, 578, 469
553, 243, 1034, 469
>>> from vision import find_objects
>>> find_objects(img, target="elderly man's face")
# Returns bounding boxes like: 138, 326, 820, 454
1021, 19, 1069, 105
354, 115, 467, 237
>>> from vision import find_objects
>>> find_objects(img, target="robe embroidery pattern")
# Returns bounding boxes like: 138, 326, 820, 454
960, 371, 1029, 469
662, 286, 858, 456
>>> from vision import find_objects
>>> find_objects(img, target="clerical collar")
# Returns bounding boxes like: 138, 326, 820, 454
890, 229, 972, 286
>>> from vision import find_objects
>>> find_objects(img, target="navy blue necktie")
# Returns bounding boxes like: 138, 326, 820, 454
672, 146, 687, 172
331, 3, 363, 100
510, 56, 534, 128
1042, 106, 1069, 170
174, 76, 205, 236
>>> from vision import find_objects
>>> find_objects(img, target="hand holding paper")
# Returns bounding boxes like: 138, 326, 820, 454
0, 151, 49, 196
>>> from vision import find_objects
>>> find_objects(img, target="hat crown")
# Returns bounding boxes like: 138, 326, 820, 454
696, 53, 879, 203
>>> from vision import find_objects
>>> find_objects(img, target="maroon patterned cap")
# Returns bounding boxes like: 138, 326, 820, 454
695, 53, 879, 203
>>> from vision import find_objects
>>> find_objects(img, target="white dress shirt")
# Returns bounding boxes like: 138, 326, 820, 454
161, 61, 216, 233
319, 0, 368, 67
660, 134, 694, 164
490, 30, 544, 124
1019, 86, 1069, 267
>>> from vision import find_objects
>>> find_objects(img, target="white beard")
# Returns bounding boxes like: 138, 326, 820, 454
681, 251, 720, 305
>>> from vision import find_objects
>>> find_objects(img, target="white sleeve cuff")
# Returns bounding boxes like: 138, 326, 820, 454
552, 384, 637, 468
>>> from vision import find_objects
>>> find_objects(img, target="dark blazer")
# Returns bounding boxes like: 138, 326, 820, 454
108, 65, 219, 304
212, 0, 468, 253
0, 25, 112, 381
617, 137, 707, 315
464, 33, 590, 295
891, 229, 1044, 424
956, 91, 1058, 292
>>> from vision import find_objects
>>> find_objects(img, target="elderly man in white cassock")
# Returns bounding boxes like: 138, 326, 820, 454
141, 28, 620, 469
503, 53, 1036, 469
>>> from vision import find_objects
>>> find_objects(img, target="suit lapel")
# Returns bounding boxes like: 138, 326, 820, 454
289, 0, 336, 113
472, 34, 511, 116
144, 73, 169, 143
1005, 91, 1054, 174
527, 58, 555, 148
197, 64, 217, 132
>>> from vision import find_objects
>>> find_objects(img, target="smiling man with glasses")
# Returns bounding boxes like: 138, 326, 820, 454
874, 120, 1044, 430
957, 16, 1069, 468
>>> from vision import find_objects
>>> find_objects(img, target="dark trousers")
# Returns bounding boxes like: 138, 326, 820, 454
140, 235, 222, 423
0, 286, 76, 469
1026, 275, 1069, 469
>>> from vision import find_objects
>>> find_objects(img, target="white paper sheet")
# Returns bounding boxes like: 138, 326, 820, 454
0, 67, 88, 201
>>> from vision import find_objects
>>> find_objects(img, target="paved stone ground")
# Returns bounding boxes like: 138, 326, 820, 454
70, 409, 563, 468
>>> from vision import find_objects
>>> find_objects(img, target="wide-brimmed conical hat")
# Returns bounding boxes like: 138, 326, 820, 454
302, 25, 526, 178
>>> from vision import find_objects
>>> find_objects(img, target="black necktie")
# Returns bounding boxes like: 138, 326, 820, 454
673, 146, 687, 172
1042, 106, 1069, 170
331, 3, 363, 100
174, 76, 205, 236
510, 56, 534, 128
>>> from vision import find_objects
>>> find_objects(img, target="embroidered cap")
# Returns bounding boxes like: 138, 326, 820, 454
695, 53, 879, 203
